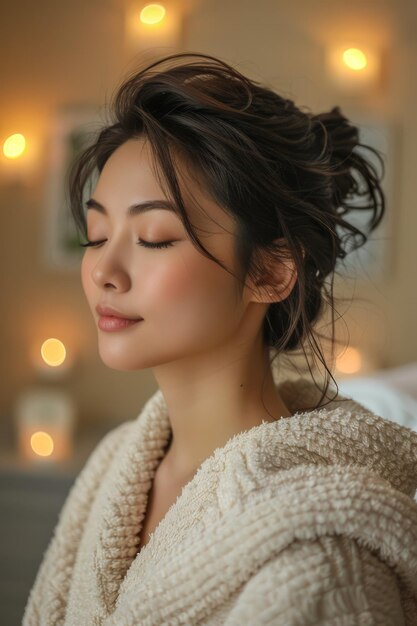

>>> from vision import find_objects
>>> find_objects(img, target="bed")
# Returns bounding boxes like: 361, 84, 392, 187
336, 360, 417, 433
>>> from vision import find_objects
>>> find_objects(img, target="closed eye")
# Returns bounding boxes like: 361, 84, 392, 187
79, 239, 174, 249
138, 239, 174, 249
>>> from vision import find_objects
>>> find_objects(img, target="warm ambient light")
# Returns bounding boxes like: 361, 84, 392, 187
326, 44, 380, 91
30, 431, 54, 457
15, 387, 76, 462
342, 48, 368, 71
140, 3, 166, 25
3, 133, 26, 159
125, 1, 178, 51
41, 338, 67, 367
336, 346, 363, 375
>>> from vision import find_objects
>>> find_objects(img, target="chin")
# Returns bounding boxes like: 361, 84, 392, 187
98, 357, 140, 372
96, 345, 140, 371
96, 344, 162, 372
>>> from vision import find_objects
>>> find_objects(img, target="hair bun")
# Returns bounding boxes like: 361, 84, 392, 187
311, 106, 385, 233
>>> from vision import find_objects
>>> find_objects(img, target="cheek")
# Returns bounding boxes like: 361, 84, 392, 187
144, 252, 236, 324
141, 259, 199, 313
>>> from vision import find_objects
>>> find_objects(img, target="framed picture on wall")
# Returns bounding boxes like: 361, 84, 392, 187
334, 114, 399, 283
41, 105, 104, 271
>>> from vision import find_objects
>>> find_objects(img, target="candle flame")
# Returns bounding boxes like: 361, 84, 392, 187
31, 431, 54, 457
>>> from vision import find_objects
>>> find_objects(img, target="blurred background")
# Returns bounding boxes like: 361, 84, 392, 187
1, 0, 416, 623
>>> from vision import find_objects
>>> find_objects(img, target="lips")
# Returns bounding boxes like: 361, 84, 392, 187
98, 316, 142, 332
96, 304, 143, 320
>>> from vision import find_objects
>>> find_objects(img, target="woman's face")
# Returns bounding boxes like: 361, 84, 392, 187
81, 137, 253, 371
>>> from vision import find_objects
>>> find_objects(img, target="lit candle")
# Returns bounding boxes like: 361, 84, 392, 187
14, 387, 76, 463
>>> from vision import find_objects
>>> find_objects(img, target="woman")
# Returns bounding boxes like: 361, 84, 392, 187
23, 52, 417, 625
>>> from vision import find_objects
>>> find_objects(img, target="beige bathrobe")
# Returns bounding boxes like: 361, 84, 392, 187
22, 378, 417, 625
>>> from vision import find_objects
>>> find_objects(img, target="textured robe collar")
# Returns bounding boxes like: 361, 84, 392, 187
26, 378, 417, 626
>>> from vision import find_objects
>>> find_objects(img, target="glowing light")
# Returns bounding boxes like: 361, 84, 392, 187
30, 431, 54, 457
336, 346, 363, 374
40, 338, 67, 367
3, 133, 26, 159
342, 48, 368, 71
140, 4, 166, 25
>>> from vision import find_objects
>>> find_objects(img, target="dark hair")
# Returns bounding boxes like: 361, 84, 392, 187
68, 51, 386, 411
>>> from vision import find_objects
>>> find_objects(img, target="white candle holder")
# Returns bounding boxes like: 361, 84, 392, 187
14, 387, 76, 463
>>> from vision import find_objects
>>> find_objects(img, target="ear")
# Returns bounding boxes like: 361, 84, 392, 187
245, 238, 299, 305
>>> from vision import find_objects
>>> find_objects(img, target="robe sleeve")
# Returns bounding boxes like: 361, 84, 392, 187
223, 534, 406, 625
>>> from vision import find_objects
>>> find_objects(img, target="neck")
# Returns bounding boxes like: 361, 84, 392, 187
152, 339, 291, 482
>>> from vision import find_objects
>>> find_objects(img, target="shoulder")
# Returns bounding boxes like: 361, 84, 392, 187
269, 381, 417, 499
223, 533, 408, 625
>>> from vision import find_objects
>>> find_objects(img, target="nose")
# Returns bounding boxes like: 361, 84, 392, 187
90, 240, 132, 291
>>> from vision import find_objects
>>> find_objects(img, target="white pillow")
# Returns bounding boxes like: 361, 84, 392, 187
337, 377, 417, 433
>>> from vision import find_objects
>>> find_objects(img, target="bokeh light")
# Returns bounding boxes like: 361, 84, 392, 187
3, 133, 26, 159
40, 338, 67, 367
30, 431, 54, 457
342, 48, 368, 71
336, 346, 363, 374
140, 4, 166, 25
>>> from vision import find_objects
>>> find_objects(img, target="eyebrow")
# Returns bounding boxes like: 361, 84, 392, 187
85, 197, 178, 216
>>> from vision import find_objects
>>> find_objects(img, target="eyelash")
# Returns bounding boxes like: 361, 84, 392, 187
79, 239, 174, 249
